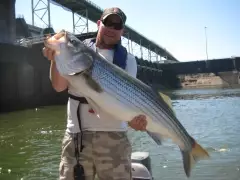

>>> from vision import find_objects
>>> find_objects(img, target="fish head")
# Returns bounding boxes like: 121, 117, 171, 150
44, 30, 94, 76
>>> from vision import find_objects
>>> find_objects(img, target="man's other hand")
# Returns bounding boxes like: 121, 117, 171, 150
128, 115, 147, 131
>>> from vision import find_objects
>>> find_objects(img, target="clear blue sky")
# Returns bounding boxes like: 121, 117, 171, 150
15, 0, 240, 62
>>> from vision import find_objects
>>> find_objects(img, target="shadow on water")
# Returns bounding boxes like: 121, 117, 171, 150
0, 88, 240, 180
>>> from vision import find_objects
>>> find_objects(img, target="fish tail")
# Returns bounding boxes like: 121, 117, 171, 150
181, 140, 210, 177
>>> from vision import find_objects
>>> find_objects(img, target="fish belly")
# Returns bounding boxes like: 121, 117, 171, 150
91, 91, 174, 139
91, 91, 145, 122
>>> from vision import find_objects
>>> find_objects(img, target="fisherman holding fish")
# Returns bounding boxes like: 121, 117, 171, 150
43, 7, 147, 180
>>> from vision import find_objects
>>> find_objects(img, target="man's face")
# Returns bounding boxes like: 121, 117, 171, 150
97, 14, 124, 46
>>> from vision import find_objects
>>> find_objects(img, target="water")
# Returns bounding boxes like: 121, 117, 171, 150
0, 88, 240, 180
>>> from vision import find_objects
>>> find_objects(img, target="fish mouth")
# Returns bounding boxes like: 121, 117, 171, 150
43, 30, 67, 51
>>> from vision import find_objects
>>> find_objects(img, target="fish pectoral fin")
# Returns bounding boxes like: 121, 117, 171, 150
181, 141, 210, 177
82, 71, 103, 93
147, 131, 163, 145
85, 97, 102, 118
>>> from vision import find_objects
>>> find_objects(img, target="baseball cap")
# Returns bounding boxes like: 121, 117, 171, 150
101, 7, 127, 25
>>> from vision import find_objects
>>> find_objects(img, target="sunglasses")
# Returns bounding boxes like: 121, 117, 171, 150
101, 19, 124, 30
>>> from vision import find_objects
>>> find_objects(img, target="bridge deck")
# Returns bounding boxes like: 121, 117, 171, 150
50, 0, 178, 62
137, 57, 240, 74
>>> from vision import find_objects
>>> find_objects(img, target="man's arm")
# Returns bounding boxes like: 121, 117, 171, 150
46, 34, 91, 92
42, 33, 68, 92
49, 60, 68, 92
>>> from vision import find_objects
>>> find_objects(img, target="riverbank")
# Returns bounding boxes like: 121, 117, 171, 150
179, 72, 240, 89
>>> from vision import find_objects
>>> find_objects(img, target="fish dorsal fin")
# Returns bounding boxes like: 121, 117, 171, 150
158, 92, 176, 116
82, 71, 103, 93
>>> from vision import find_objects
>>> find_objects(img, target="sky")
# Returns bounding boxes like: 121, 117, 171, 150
15, 0, 240, 62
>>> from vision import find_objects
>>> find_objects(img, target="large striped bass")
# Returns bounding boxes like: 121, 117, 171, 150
44, 30, 210, 177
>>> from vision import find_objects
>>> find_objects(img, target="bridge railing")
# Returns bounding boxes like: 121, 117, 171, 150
83, 0, 104, 11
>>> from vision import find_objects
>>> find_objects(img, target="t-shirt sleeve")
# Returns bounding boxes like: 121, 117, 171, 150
125, 53, 138, 78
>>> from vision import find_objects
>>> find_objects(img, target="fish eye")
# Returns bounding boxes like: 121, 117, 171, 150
70, 39, 77, 44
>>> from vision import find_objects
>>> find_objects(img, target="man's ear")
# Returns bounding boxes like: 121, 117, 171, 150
120, 29, 124, 36
120, 28, 126, 36
97, 20, 101, 27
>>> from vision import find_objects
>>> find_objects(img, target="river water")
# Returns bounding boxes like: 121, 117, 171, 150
0, 88, 240, 180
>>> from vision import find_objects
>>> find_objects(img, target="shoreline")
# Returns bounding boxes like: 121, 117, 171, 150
178, 72, 240, 89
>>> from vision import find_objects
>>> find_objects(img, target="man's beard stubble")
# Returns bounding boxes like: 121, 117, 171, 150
97, 34, 118, 49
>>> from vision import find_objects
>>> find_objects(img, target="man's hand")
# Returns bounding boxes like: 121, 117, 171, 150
128, 115, 147, 131
42, 46, 56, 61
42, 32, 65, 61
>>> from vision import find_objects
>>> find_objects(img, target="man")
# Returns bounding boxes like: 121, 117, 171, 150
43, 7, 147, 180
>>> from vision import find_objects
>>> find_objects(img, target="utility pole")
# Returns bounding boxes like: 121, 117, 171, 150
204, 26, 209, 60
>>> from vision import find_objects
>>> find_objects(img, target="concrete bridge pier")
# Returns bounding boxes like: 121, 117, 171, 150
0, 0, 16, 44
218, 71, 240, 86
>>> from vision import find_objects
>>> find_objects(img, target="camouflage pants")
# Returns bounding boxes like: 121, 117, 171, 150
59, 131, 132, 180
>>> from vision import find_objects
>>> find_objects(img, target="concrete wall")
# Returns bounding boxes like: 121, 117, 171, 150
155, 57, 240, 75
0, 0, 16, 43
218, 71, 240, 85
136, 57, 181, 88
16, 18, 32, 38
0, 43, 68, 113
